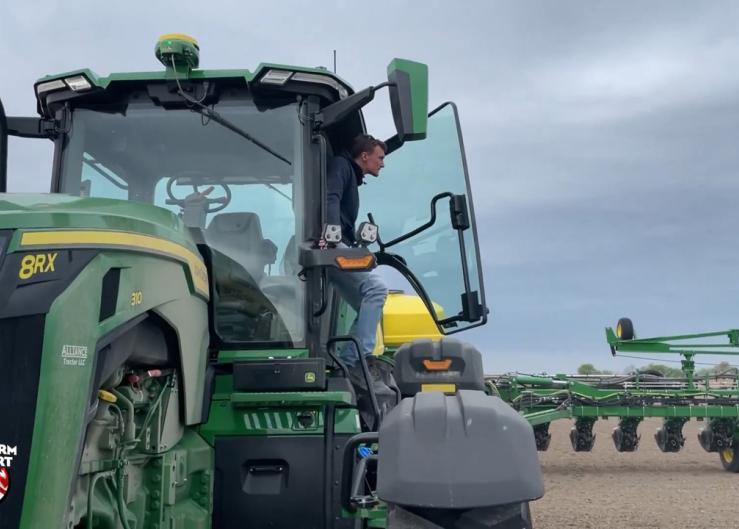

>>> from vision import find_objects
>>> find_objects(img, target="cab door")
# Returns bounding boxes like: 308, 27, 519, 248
360, 103, 487, 333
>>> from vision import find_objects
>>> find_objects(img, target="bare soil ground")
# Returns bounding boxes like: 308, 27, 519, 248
530, 418, 739, 529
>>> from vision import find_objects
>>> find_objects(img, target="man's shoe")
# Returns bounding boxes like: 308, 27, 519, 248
348, 357, 401, 429
347, 364, 369, 391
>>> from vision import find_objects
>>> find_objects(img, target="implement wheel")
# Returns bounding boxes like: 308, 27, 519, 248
616, 318, 634, 340
719, 446, 739, 472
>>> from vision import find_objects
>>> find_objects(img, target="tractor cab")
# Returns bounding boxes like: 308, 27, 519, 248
4, 35, 487, 364
0, 35, 542, 529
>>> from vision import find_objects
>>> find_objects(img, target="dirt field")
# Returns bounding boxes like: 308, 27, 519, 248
530, 418, 739, 528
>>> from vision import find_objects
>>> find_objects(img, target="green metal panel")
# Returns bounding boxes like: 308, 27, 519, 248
606, 324, 739, 389
335, 408, 361, 434
217, 348, 309, 363
606, 326, 739, 350
524, 409, 573, 426
18, 246, 208, 528
20, 256, 105, 529
230, 391, 354, 407
525, 405, 739, 427
213, 373, 234, 397
499, 375, 739, 429
510, 374, 565, 387
201, 402, 325, 441
200, 401, 358, 443
159, 431, 213, 526
571, 405, 739, 419
201, 369, 360, 443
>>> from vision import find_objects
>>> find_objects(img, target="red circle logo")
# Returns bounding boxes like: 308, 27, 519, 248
0, 467, 9, 502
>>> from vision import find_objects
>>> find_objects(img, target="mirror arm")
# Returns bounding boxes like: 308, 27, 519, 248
383, 134, 402, 155
317, 86, 375, 130
7, 116, 58, 139
317, 83, 395, 131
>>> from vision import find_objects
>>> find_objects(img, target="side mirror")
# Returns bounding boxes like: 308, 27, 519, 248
0, 103, 57, 193
0, 99, 7, 192
317, 58, 429, 149
386, 59, 429, 145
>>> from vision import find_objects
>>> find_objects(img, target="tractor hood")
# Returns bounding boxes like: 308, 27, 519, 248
0, 193, 186, 238
0, 193, 208, 299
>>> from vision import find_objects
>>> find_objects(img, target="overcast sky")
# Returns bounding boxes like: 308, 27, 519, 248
3, 0, 739, 374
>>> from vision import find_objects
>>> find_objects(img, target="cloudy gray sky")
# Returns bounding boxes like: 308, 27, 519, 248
3, 0, 739, 374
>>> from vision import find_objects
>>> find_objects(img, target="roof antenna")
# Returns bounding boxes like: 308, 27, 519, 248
333, 50, 337, 74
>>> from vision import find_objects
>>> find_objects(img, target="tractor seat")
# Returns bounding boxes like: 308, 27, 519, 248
206, 212, 277, 282
281, 234, 298, 276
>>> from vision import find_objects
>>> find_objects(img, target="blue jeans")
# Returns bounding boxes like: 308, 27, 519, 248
328, 267, 388, 367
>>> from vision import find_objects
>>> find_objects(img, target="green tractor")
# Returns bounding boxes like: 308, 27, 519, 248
0, 35, 542, 529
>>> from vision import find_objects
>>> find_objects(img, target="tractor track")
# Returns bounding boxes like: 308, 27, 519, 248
531, 417, 739, 528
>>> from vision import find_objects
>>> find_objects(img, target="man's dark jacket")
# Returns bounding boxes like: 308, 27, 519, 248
326, 154, 364, 245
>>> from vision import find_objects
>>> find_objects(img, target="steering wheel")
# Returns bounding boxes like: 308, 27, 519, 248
165, 173, 232, 213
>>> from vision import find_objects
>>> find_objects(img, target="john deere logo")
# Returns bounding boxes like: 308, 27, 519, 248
305, 372, 316, 383
0, 467, 9, 502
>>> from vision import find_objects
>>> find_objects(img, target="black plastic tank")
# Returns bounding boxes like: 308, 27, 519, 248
393, 338, 485, 397
377, 390, 543, 510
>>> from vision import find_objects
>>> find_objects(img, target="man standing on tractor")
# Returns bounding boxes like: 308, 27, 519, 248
325, 135, 389, 378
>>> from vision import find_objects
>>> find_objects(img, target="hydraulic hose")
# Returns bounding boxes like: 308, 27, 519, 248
116, 465, 134, 529
133, 376, 172, 445
86, 470, 116, 529
110, 389, 135, 444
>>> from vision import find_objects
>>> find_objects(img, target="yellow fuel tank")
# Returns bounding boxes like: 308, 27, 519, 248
374, 291, 442, 354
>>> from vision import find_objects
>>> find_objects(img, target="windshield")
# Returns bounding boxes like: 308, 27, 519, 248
58, 95, 306, 346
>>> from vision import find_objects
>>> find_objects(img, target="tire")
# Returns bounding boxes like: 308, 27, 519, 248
616, 318, 634, 340
719, 446, 739, 472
